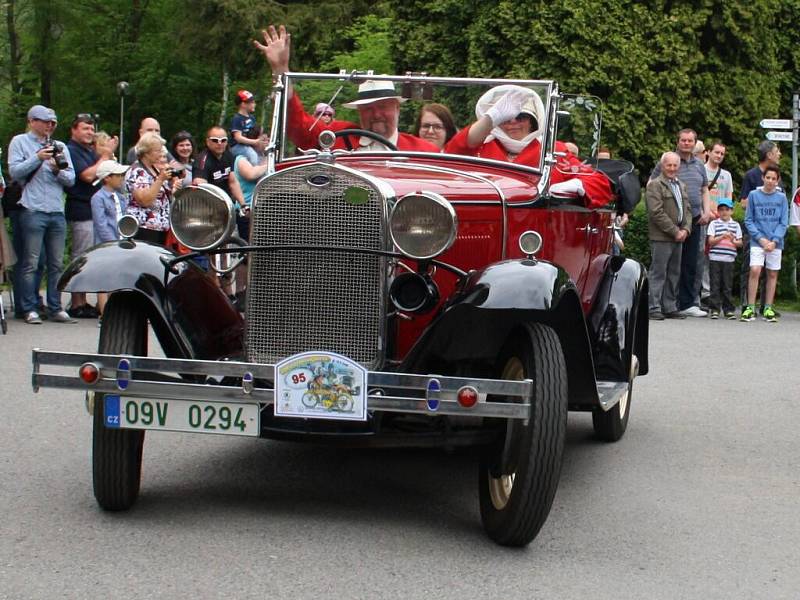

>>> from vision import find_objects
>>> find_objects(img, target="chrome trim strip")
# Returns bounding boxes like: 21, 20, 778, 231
285, 72, 555, 87
280, 151, 542, 176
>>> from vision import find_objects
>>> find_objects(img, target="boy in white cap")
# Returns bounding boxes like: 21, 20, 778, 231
90, 159, 129, 319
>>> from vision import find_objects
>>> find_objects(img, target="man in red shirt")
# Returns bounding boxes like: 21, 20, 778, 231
254, 25, 438, 154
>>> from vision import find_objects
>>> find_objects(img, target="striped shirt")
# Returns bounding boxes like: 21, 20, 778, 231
707, 218, 742, 263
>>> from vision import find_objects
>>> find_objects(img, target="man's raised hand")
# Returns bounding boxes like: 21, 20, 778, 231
254, 25, 291, 75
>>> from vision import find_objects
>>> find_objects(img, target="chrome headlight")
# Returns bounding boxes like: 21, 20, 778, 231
170, 184, 236, 251
389, 192, 457, 260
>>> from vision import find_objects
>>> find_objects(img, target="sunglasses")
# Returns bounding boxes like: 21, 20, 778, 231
208, 137, 228, 144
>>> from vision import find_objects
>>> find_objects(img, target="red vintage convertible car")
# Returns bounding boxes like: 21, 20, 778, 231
32, 73, 648, 547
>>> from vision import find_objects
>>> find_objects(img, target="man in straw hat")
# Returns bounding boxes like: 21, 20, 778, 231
255, 25, 439, 153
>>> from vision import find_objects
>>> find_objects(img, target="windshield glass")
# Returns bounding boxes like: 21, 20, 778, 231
274, 74, 553, 171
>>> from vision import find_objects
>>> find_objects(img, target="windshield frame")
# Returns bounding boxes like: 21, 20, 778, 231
266, 72, 559, 191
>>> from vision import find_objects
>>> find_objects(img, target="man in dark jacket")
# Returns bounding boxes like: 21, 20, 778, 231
646, 152, 692, 320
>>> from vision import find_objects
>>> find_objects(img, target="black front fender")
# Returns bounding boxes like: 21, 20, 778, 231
400, 259, 599, 406
59, 240, 243, 360
587, 255, 649, 381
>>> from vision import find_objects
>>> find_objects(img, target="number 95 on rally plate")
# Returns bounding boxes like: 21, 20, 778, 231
103, 395, 260, 436
275, 351, 367, 421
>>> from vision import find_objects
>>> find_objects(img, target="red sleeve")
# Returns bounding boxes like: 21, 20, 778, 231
287, 94, 357, 151
444, 126, 479, 156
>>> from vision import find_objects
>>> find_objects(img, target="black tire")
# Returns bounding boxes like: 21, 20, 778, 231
478, 323, 568, 547
92, 294, 147, 511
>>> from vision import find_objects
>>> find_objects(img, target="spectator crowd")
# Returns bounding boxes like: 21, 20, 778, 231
1, 24, 799, 329
646, 130, 800, 323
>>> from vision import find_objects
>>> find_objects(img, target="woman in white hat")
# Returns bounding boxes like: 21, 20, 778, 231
256, 25, 438, 153
445, 84, 613, 206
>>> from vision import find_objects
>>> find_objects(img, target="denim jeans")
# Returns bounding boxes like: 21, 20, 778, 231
678, 216, 702, 310
18, 209, 66, 313
9, 210, 45, 314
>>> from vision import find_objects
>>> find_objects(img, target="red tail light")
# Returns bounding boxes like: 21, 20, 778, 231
457, 386, 478, 408
79, 363, 100, 385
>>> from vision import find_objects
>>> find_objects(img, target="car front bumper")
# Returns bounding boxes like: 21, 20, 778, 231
32, 350, 533, 431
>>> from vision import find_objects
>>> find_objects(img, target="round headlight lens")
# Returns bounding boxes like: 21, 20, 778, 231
389, 192, 457, 260
170, 184, 235, 251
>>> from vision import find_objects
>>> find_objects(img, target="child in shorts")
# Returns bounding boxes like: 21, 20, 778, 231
706, 198, 742, 319
742, 164, 788, 322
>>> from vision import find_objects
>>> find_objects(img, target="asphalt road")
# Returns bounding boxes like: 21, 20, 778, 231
1, 298, 798, 599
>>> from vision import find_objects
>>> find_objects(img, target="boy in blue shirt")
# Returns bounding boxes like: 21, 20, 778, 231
742, 165, 788, 322
90, 160, 129, 319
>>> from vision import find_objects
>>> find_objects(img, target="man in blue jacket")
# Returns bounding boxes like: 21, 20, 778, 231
742, 164, 788, 323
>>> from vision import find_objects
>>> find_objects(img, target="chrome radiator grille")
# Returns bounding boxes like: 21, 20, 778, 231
245, 163, 388, 368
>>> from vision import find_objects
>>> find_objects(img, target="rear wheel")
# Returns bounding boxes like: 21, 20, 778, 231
92, 294, 147, 511
478, 323, 568, 547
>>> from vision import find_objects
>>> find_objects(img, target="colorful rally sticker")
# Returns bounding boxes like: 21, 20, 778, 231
274, 352, 367, 421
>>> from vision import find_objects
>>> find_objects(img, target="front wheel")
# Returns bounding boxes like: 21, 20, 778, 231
92, 294, 147, 511
478, 323, 568, 547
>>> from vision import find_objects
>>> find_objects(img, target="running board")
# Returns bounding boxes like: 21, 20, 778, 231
595, 381, 629, 411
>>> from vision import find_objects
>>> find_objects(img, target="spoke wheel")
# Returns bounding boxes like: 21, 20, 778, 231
478, 323, 567, 547
93, 294, 147, 511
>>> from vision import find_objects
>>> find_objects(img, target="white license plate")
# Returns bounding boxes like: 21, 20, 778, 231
103, 395, 259, 437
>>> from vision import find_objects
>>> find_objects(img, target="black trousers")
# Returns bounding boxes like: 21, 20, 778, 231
709, 260, 735, 313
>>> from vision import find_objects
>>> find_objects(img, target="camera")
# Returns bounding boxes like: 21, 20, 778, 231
44, 140, 69, 170
169, 165, 186, 179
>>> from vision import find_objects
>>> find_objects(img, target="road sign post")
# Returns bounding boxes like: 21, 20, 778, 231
759, 99, 800, 195
793, 92, 799, 198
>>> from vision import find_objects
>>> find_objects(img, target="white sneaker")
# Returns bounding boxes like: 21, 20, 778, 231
680, 306, 708, 318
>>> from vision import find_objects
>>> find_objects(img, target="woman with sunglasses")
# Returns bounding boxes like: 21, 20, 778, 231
445, 84, 612, 207
415, 103, 457, 151
124, 132, 175, 244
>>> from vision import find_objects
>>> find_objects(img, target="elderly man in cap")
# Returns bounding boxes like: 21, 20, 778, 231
8, 105, 77, 324
255, 25, 438, 153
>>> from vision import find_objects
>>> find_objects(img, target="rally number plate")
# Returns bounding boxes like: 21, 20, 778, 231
103, 395, 260, 437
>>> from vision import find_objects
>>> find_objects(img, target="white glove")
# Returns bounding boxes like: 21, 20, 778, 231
486, 90, 529, 127
549, 179, 585, 197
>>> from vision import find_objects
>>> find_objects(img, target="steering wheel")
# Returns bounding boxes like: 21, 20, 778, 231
334, 128, 398, 152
